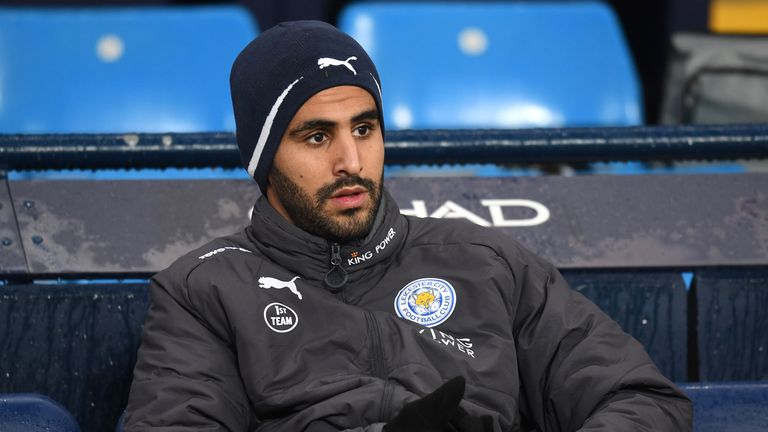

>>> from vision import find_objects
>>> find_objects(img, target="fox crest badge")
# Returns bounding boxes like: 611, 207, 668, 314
394, 278, 456, 328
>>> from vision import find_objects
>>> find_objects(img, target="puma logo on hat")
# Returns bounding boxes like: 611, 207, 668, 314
318, 56, 358, 75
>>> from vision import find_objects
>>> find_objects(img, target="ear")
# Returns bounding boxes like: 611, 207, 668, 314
265, 161, 279, 187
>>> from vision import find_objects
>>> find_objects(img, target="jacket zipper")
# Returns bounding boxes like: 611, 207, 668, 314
365, 311, 393, 421
325, 245, 392, 416
323, 242, 348, 291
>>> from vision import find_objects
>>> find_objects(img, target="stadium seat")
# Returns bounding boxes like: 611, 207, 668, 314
338, 1, 642, 129
0, 283, 150, 432
562, 271, 688, 381
0, 6, 258, 134
680, 382, 768, 431
0, 393, 81, 432
695, 269, 768, 381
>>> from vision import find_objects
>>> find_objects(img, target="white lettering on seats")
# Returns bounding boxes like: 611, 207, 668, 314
480, 199, 550, 227
400, 199, 550, 228
429, 201, 491, 227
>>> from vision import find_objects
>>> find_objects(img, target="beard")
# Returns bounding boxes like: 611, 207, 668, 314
268, 166, 383, 243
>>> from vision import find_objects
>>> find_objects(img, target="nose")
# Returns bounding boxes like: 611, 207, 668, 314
332, 132, 362, 177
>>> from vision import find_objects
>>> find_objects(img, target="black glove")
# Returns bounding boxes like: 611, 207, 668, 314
448, 406, 497, 432
383, 376, 466, 432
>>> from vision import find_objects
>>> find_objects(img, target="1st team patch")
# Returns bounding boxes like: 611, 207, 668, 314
394, 278, 456, 328
264, 302, 299, 333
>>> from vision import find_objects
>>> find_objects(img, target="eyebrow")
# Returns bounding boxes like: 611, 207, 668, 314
288, 109, 380, 138
287, 119, 336, 137
351, 109, 379, 124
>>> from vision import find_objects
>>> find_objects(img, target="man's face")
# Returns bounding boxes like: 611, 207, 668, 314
266, 85, 385, 243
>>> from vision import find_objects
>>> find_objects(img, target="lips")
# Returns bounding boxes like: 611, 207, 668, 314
329, 186, 368, 209
331, 186, 367, 198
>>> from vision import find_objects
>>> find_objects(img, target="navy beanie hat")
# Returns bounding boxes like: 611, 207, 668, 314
230, 20, 384, 192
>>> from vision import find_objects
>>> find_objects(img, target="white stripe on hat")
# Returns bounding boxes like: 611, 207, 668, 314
370, 73, 383, 101
247, 76, 304, 178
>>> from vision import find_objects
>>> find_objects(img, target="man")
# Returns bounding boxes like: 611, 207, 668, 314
125, 21, 692, 431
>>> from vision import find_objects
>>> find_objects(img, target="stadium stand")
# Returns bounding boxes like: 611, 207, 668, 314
2, 126, 768, 430
680, 382, 768, 432
0, 5, 257, 134
562, 271, 687, 381
338, 1, 642, 129
0, 283, 148, 432
1, 1, 768, 430
695, 269, 768, 381
0, 393, 81, 432
0, 0, 332, 30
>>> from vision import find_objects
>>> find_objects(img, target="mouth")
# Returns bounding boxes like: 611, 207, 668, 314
328, 186, 368, 209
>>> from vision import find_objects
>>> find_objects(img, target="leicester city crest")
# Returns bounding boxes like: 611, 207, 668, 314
394, 278, 456, 328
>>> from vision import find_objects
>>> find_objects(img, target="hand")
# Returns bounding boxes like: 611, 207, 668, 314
383, 376, 466, 432
448, 406, 497, 432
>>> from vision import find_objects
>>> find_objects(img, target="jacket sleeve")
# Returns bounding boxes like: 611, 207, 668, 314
124, 271, 254, 431
508, 249, 692, 431
342, 424, 386, 432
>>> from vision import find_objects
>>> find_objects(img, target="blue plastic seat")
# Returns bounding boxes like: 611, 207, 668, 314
0, 393, 80, 432
694, 269, 768, 381
680, 382, 768, 431
0, 6, 257, 134
339, 1, 642, 129
563, 271, 688, 382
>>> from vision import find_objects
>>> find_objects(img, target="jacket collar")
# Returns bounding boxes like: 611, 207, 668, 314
246, 187, 408, 286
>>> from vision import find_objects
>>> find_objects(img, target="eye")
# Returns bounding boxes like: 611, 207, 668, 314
353, 124, 372, 137
307, 132, 327, 145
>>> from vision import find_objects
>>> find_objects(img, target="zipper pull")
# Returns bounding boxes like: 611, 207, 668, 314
324, 242, 348, 291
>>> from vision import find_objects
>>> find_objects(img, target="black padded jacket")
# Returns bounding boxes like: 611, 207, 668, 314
125, 189, 692, 431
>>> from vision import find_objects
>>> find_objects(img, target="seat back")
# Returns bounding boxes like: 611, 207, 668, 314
681, 382, 768, 431
0, 393, 80, 432
695, 269, 768, 381
0, 6, 257, 133
563, 271, 688, 381
0, 283, 150, 432
339, 1, 642, 129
